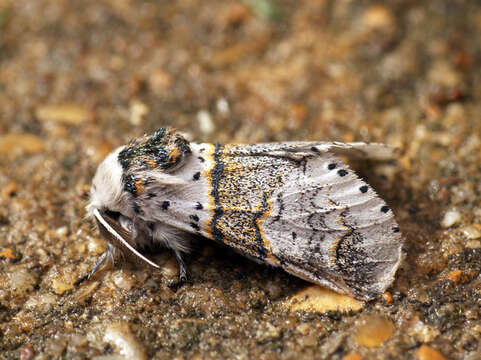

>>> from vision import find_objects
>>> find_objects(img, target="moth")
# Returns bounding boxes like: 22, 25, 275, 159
78, 128, 403, 300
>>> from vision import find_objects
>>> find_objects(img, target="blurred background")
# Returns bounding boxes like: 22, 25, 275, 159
0, 1, 480, 359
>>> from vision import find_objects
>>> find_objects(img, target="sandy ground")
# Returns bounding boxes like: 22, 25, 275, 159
0, 1, 480, 359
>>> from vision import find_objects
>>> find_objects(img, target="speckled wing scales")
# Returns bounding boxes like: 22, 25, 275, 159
203, 142, 403, 300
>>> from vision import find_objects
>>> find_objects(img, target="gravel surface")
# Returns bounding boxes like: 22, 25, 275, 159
0, 1, 480, 359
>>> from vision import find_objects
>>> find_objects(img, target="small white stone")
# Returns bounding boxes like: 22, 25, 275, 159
216, 98, 230, 115
88, 237, 106, 255
197, 110, 215, 135
255, 322, 281, 342
25, 293, 57, 309
441, 210, 462, 228
129, 100, 149, 126
104, 322, 147, 360
7, 266, 37, 296
55, 226, 69, 237
112, 270, 135, 291
461, 225, 481, 240
466, 240, 481, 249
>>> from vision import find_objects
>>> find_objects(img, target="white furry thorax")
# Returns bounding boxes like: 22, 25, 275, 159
87, 146, 129, 218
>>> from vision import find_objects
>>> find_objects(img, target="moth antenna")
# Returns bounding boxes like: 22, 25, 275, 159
93, 208, 161, 269
94, 209, 160, 269
74, 243, 115, 286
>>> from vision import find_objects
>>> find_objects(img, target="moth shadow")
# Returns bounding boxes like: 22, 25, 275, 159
189, 237, 306, 297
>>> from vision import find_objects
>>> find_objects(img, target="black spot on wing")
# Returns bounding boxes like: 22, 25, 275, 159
337, 169, 348, 177
161, 201, 170, 210
359, 185, 368, 193
381, 205, 390, 213
195, 202, 203, 210
190, 222, 200, 231
328, 163, 337, 170
193, 172, 201, 181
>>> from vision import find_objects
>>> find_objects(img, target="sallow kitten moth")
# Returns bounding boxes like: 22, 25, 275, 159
77, 128, 403, 300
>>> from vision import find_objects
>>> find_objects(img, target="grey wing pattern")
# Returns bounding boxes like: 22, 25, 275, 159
215, 143, 402, 300
259, 150, 403, 300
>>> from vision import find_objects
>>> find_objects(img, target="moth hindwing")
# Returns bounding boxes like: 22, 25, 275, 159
81, 128, 403, 300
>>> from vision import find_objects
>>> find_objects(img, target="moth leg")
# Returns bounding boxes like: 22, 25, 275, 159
74, 243, 115, 286
175, 250, 188, 283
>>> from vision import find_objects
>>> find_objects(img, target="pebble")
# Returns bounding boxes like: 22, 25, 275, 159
465, 240, 481, 249
407, 318, 440, 343
6, 266, 37, 296
45, 336, 67, 357
92, 356, 125, 360
112, 270, 135, 291
296, 332, 318, 347
255, 322, 281, 342
74, 281, 99, 303
343, 354, 362, 360
129, 100, 149, 126
51, 278, 74, 295
88, 237, 107, 255
104, 322, 147, 360
160, 256, 179, 279
416, 345, 447, 360
361, 5, 396, 31
427, 61, 462, 88
148, 70, 172, 95
1, 181, 18, 198
461, 224, 481, 239
35, 104, 92, 125
55, 226, 69, 237
296, 323, 310, 335
0, 133, 46, 156
19, 345, 35, 360
286, 285, 364, 313
69, 334, 88, 350
25, 293, 57, 310
444, 269, 463, 284
220, 3, 251, 27
353, 315, 396, 348
440, 210, 462, 228
0, 248, 17, 260
216, 98, 230, 115
408, 287, 430, 304
382, 291, 393, 304
197, 110, 215, 135
265, 281, 282, 299
319, 332, 346, 357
